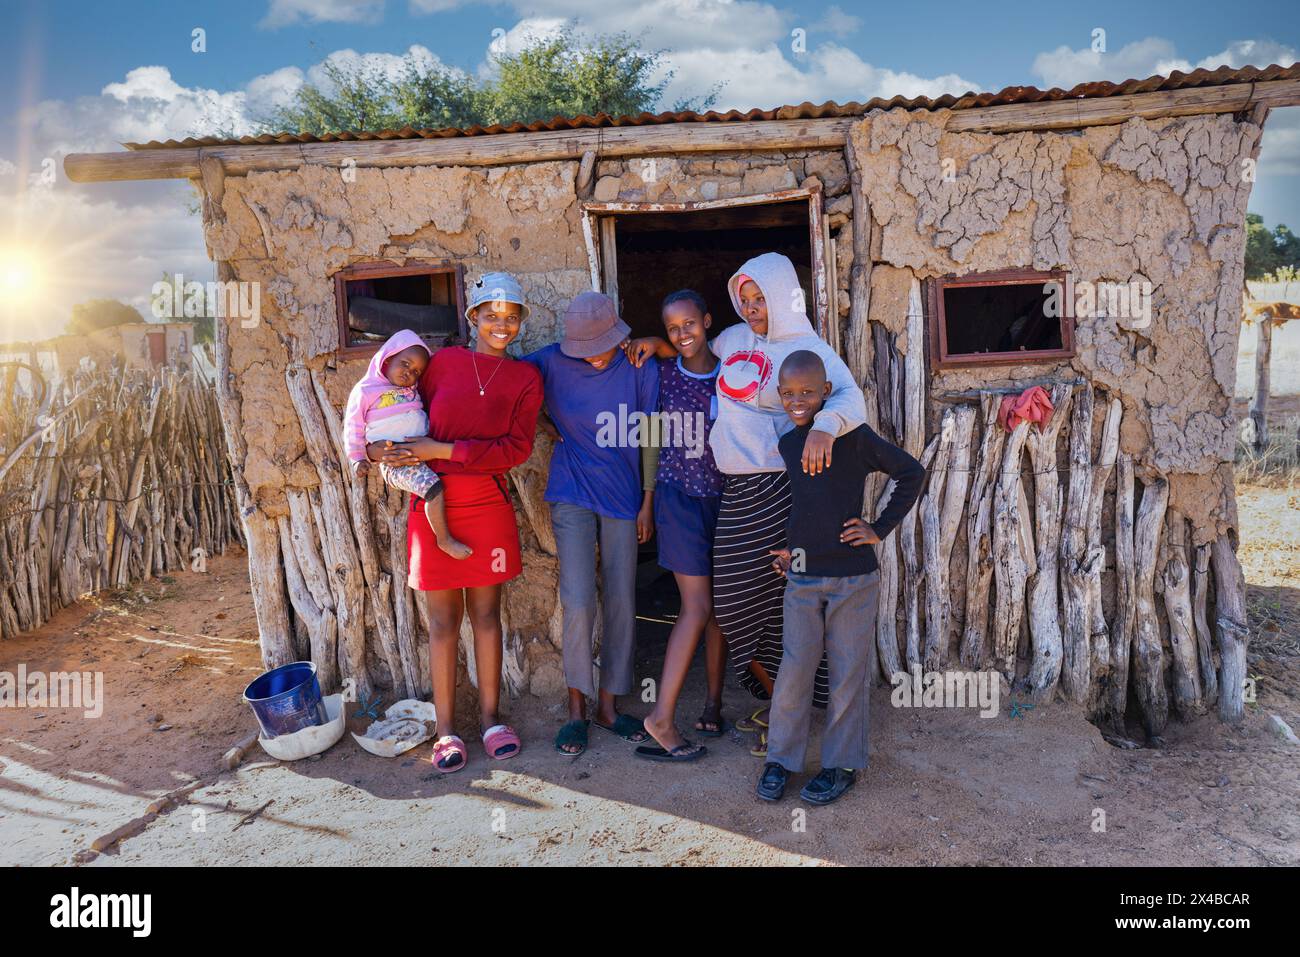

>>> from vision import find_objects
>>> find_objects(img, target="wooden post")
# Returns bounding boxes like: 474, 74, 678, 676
1059, 386, 1094, 704
1211, 533, 1250, 723
1191, 542, 1219, 709
1084, 396, 1121, 715
1248, 317, 1273, 455
1162, 509, 1205, 716
1108, 453, 1137, 727
842, 133, 874, 389
991, 419, 1032, 677
935, 405, 975, 662
1025, 383, 1073, 699
1132, 476, 1170, 737
959, 393, 1005, 669
898, 278, 926, 669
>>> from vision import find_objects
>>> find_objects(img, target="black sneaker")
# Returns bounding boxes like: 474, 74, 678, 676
799, 767, 856, 805
756, 762, 788, 802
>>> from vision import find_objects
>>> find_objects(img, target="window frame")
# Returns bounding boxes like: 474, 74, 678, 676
333, 259, 467, 359
926, 267, 1075, 370
579, 185, 832, 340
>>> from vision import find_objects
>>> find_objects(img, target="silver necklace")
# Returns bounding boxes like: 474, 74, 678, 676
471, 349, 504, 396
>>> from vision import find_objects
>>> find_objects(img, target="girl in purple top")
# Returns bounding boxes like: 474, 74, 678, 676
638, 290, 727, 763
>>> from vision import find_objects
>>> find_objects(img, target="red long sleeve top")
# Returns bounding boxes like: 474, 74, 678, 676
418, 346, 544, 475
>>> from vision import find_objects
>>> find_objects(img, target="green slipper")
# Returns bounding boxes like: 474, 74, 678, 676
593, 714, 647, 742
554, 719, 589, 755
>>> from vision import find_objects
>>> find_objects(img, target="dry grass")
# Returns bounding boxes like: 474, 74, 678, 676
1235, 467, 1300, 660
1235, 411, 1300, 486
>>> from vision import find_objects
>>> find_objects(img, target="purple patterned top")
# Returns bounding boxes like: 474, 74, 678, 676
655, 356, 723, 498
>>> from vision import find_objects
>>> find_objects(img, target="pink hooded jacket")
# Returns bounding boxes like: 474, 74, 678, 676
342, 330, 432, 462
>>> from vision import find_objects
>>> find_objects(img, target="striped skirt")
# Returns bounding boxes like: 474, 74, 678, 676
712, 472, 829, 706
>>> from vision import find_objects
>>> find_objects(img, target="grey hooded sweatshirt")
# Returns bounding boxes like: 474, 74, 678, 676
708, 252, 867, 475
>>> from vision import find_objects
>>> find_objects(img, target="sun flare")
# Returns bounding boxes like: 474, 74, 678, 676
0, 249, 46, 306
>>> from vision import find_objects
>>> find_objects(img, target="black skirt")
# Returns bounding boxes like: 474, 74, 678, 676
712, 472, 828, 706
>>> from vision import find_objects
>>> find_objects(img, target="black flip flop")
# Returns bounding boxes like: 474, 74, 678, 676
635, 741, 707, 762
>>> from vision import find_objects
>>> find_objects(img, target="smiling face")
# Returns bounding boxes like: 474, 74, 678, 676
383, 345, 429, 388
663, 299, 712, 358
583, 342, 624, 370
738, 279, 768, 336
470, 300, 524, 351
777, 364, 831, 427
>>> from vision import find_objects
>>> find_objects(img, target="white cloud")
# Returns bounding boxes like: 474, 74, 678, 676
1031, 35, 1298, 90
308, 45, 448, 88
811, 4, 861, 35
470, 1, 788, 55
408, 0, 466, 12
1030, 36, 1182, 90
261, 0, 386, 29
663, 42, 974, 111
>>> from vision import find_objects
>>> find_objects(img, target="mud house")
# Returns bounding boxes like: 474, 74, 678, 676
67, 321, 196, 374
66, 63, 1300, 737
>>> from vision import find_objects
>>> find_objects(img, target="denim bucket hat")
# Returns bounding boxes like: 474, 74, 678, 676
466, 271, 529, 321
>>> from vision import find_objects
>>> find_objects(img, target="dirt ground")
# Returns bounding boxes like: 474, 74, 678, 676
2, 471, 1297, 867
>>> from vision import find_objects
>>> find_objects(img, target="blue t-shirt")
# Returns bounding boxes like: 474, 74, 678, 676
523, 344, 660, 520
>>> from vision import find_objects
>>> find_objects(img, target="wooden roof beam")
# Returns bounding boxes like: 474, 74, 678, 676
63, 78, 1300, 183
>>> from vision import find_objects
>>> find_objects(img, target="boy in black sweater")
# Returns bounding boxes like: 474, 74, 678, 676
758, 350, 924, 804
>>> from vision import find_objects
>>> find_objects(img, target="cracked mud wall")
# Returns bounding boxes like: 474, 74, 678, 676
850, 109, 1264, 539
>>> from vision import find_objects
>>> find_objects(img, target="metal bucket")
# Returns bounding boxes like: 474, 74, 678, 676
242, 661, 326, 739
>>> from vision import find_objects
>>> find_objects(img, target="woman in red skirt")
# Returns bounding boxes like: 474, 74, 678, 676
377, 272, 543, 773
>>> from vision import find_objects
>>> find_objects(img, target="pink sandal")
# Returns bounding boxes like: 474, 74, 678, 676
482, 724, 521, 760
431, 734, 467, 773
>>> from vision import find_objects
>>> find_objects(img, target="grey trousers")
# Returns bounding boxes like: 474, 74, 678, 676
767, 571, 881, 772
550, 501, 638, 698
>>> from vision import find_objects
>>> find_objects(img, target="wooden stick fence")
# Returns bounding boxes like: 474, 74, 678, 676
866, 281, 1253, 728
0, 363, 241, 640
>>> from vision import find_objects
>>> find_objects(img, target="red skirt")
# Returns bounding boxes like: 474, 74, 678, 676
408, 473, 521, 590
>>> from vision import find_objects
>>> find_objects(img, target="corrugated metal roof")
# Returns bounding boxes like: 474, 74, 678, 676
125, 62, 1300, 150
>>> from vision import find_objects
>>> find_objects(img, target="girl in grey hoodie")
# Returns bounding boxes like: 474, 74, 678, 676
629, 252, 865, 750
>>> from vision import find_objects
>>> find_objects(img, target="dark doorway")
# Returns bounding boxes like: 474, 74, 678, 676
601, 198, 817, 341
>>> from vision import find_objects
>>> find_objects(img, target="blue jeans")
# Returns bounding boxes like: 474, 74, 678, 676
549, 502, 638, 698
767, 571, 881, 772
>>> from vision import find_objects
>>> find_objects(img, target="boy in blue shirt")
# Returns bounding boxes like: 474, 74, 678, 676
524, 292, 659, 757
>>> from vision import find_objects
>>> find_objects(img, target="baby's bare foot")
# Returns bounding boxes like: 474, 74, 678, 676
439, 538, 473, 560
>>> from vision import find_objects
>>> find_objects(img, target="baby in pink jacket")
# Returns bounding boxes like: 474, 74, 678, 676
343, 329, 470, 559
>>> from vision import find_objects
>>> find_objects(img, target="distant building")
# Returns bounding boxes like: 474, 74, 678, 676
53, 321, 195, 376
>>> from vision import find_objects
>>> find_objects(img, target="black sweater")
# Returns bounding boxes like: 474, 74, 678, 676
778, 423, 926, 577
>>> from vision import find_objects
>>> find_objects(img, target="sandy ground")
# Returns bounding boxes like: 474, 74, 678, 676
2, 501, 1297, 867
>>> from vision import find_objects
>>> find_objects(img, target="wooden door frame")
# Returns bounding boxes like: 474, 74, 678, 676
579, 185, 832, 338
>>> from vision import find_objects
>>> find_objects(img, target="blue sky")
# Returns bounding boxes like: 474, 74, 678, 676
1, 0, 1297, 338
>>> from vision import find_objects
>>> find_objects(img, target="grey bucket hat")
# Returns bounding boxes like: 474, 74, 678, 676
465, 271, 529, 321
560, 291, 631, 359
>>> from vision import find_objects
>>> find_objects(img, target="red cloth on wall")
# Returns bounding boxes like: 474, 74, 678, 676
998, 385, 1055, 433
